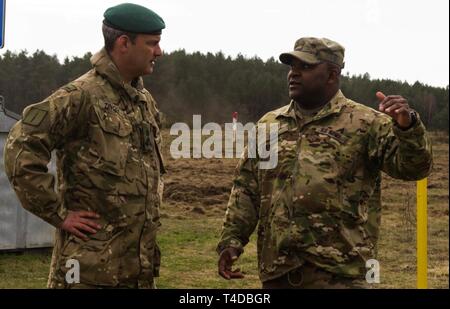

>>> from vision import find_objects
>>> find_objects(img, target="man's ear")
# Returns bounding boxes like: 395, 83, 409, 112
115, 35, 130, 53
327, 66, 340, 84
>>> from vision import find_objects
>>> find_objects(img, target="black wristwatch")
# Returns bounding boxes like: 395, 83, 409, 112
398, 110, 418, 130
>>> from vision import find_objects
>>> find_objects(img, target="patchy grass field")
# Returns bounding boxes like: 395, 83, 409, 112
0, 131, 448, 289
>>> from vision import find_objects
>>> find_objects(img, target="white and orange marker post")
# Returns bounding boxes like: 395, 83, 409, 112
232, 111, 238, 142
376, 90, 428, 288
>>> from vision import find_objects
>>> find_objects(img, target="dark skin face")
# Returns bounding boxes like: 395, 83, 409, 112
287, 58, 340, 109
287, 59, 413, 128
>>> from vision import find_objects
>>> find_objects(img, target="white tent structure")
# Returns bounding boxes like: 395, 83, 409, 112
0, 96, 55, 251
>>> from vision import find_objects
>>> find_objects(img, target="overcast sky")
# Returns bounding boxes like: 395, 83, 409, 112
1, 0, 449, 87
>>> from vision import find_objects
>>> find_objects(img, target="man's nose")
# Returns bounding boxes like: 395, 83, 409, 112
288, 69, 300, 79
155, 45, 163, 57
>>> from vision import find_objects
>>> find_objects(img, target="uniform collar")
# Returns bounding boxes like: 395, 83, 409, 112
90, 48, 145, 101
276, 90, 347, 122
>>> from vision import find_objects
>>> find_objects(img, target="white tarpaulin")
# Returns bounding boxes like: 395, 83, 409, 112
0, 100, 55, 251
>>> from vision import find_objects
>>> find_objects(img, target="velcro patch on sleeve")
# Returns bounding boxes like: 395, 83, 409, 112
62, 84, 78, 92
22, 107, 48, 126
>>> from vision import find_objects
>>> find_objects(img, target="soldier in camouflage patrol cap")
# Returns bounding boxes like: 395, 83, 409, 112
3, 3, 166, 288
217, 37, 433, 288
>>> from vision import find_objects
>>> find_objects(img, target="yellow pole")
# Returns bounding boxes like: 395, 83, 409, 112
417, 178, 428, 289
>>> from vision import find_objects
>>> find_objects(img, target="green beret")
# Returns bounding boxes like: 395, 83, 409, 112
103, 3, 165, 34
280, 37, 345, 69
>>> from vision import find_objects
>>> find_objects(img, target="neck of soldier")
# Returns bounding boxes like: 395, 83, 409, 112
108, 51, 137, 84
295, 85, 339, 110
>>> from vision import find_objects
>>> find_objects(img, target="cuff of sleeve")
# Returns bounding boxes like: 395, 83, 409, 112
216, 238, 244, 256
44, 207, 68, 228
393, 111, 425, 138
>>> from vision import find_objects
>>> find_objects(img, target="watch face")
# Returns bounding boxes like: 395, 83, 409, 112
408, 110, 417, 127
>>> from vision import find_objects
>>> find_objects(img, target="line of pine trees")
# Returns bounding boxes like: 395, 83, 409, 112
1, 49, 448, 131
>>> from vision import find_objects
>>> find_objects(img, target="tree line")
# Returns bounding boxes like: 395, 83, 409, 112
0, 49, 448, 131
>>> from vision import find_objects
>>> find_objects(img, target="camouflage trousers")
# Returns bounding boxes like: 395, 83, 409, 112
262, 263, 371, 289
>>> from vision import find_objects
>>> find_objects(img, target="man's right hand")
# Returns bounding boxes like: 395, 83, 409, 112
218, 247, 244, 280
60, 211, 101, 241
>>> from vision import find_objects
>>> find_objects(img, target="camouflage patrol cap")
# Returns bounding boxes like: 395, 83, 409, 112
103, 3, 165, 34
279, 37, 345, 68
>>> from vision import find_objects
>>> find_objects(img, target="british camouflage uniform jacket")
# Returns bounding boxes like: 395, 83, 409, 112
4, 48, 165, 288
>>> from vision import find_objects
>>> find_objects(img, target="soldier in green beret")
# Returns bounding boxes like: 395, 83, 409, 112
4, 3, 166, 288
217, 37, 433, 288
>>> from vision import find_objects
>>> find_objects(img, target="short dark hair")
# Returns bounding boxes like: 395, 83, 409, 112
102, 23, 137, 52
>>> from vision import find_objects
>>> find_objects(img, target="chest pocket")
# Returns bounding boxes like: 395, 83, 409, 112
290, 127, 354, 214
300, 127, 351, 176
273, 126, 298, 178
258, 125, 298, 222
88, 101, 133, 176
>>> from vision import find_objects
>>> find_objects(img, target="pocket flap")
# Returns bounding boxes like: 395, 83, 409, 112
94, 103, 132, 137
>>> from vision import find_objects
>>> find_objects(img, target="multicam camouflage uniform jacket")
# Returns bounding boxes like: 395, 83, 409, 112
3, 48, 165, 288
217, 90, 432, 282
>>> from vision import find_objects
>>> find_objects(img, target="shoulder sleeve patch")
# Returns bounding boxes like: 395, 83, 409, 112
62, 84, 78, 92
22, 107, 48, 126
